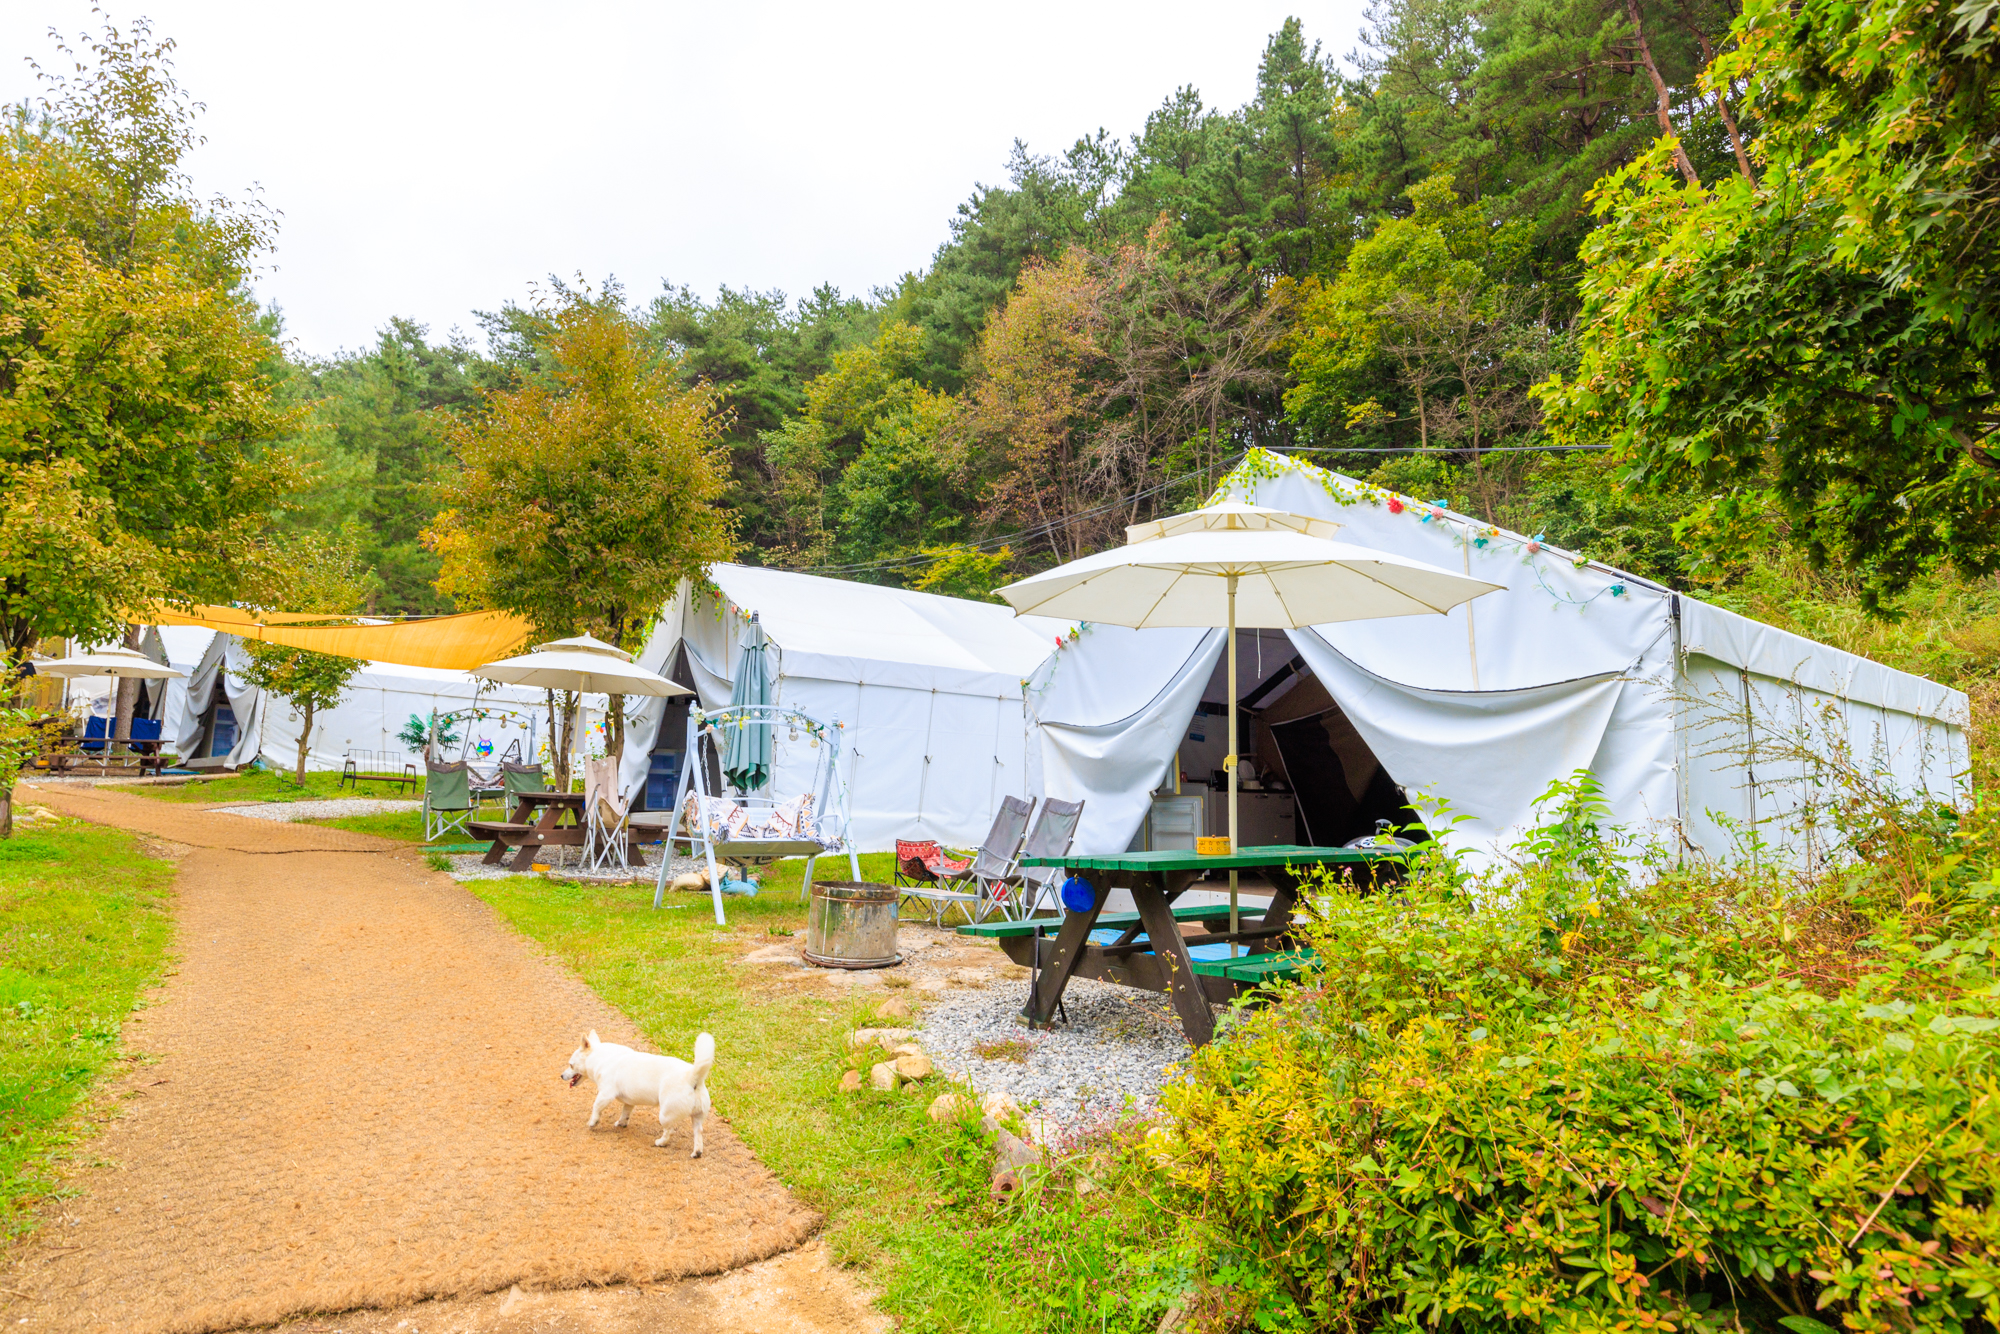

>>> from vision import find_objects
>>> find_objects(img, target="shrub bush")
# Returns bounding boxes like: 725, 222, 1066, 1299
1159, 777, 2000, 1332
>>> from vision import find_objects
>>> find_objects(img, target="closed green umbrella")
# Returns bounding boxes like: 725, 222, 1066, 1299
722, 613, 773, 792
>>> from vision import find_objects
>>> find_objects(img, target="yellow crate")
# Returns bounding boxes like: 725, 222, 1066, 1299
1196, 835, 1232, 856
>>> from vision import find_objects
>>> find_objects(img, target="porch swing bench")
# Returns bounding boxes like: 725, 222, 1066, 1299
651, 703, 861, 924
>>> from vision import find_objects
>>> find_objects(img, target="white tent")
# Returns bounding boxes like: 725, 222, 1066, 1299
617, 563, 1064, 850
1027, 452, 1970, 868
173, 632, 548, 772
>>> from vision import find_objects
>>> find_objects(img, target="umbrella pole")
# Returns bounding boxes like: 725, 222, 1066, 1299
1227, 574, 1239, 945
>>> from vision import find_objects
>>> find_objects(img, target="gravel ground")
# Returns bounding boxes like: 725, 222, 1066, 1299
210, 798, 421, 821
916, 974, 1194, 1126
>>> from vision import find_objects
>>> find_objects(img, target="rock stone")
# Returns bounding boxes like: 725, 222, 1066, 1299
869, 1062, 900, 1092
980, 1091, 1020, 1119
876, 996, 913, 1020
927, 1093, 974, 1123
848, 1027, 913, 1049
894, 1052, 933, 1080
838, 1068, 864, 1093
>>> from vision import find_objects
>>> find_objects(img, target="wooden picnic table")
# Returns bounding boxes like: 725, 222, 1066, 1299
470, 790, 639, 871
966, 845, 1409, 1046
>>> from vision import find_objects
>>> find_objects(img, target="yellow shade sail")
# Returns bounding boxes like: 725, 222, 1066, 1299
142, 604, 534, 671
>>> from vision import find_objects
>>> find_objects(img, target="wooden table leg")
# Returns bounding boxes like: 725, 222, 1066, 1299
1250, 869, 1303, 956
1130, 876, 1215, 1046
1021, 869, 1109, 1027
507, 802, 561, 871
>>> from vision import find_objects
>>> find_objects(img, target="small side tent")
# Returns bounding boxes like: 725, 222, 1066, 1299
173, 632, 546, 771
1027, 452, 1970, 865
616, 564, 1064, 850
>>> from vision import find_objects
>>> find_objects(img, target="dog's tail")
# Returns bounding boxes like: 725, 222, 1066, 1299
689, 1032, 716, 1090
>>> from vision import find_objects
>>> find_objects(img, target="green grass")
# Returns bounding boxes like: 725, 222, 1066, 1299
314, 810, 427, 842
470, 854, 1177, 1332
117, 768, 422, 805
0, 819, 176, 1240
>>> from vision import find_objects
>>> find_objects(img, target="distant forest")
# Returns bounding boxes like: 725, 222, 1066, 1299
275, 0, 1995, 622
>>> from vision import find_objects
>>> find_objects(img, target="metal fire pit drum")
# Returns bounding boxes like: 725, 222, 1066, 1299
804, 880, 901, 969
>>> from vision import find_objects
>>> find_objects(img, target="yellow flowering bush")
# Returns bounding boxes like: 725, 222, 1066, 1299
1160, 778, 2000, 1332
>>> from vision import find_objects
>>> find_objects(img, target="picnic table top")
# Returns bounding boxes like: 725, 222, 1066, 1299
514, 789, 584, 804
1018, 843, 1410, 872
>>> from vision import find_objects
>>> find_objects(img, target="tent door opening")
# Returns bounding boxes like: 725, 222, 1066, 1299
641, 644, 699, 812
1262, 681, 1425, 848
1163, 635, 1425, 850
205, 702, 237, 761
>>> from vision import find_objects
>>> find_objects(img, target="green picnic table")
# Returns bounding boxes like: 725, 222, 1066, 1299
967, 845, 1408, 1046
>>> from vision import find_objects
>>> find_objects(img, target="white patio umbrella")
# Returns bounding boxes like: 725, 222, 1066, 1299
997, 501, 1504, 936
33, 645, 187, 680
472, 634, 691, 779
472, 635, 690, 698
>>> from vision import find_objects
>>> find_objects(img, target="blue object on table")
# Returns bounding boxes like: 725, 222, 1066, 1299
1060, 875, 1094, 913
78, 716, 109, 753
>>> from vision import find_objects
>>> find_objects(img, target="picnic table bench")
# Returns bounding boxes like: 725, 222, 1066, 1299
958, 845, 1407, 1046
470, 790, 641, 871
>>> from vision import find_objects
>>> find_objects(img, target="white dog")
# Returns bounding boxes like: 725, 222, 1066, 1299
560, 1030, 715, 1157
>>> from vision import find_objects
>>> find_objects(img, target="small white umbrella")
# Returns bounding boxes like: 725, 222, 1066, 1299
472, 635, 690, 698
33, 646, 187, 680
997, 501, 1503, 936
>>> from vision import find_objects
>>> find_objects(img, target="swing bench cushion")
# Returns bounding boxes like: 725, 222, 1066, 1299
680, 791, 831, 848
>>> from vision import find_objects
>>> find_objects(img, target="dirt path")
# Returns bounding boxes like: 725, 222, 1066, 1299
3, 784, 830, 1334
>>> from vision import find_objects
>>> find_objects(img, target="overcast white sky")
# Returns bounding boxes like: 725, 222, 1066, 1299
3, 2, 1368, 358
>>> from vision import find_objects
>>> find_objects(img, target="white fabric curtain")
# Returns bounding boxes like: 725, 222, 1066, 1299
1286, 625, 1682, 854
1029, 625, 1224, 858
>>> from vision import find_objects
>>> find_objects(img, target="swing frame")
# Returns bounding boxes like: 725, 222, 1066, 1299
653, 703, 862, 924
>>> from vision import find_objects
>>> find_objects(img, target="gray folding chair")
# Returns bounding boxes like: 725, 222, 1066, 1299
958, 795, 1040, 923
1002, 798, 1086, 919
897, 796, 1035, 927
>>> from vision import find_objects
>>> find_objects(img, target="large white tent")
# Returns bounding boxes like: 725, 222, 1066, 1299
616, 563, 1064, 850
1026, 452, 1970, 867
173, 631, 548, 772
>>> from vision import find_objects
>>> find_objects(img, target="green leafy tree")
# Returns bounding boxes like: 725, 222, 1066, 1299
0, 20, 305, 673
237, 533, 371, 784
283, 320, 497, 613
1542, 0, 2000, 609
427, 289, 736, 776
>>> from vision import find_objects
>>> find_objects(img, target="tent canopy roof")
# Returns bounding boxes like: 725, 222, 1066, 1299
704, 563, 1063, 693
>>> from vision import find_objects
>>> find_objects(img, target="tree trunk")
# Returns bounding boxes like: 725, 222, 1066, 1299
0, 785, 13, 839
1626, 0, 1701, 185
112, 624, 143, 758
607, 694, 624, 763
1714, 82, 1754, 180
295, 701, 314, 785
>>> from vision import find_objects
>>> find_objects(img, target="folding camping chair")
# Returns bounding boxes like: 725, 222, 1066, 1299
581, 756, 631, 872
423, 758, 473, 844
1005, 798, 1085, 918
935, 796, 1036, 924
893, 838, 980, 927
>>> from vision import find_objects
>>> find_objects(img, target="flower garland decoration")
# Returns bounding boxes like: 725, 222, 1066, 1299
1214, 448, 1641, 613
